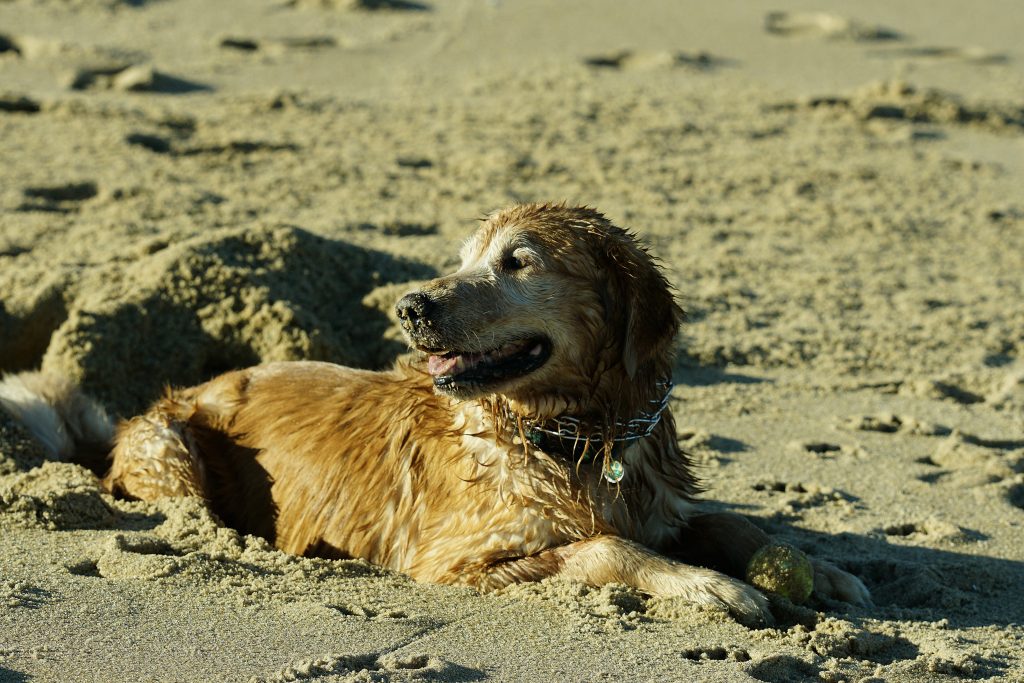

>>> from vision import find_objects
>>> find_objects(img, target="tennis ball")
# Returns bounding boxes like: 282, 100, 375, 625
745, 543, 814, 604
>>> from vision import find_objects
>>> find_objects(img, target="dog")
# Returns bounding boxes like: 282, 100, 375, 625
1, 203, 868, 623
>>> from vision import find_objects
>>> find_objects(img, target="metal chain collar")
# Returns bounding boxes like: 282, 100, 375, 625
506, 379, 674, 445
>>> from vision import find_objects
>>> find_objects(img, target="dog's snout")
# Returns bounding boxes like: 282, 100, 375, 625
396, 291, 434, 328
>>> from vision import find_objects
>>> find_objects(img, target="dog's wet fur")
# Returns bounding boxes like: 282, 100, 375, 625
0, 203, 869, 624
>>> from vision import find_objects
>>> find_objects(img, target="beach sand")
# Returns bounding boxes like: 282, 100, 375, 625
1, 1, 1023, 681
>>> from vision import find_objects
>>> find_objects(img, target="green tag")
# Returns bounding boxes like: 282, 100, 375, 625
604, 459, 624, 483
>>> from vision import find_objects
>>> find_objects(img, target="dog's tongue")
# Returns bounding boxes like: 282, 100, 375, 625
428, 354, 460, 377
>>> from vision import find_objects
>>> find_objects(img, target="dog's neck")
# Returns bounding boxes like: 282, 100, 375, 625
490, 378, 674, 476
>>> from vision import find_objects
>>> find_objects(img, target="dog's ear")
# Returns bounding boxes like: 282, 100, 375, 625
603, 237, 684, 379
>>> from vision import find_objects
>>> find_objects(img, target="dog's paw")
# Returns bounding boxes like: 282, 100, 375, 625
708, 577, 770, 626
651, 563, 773, 625
812, 558, 872, 606
695, 573, 774, 626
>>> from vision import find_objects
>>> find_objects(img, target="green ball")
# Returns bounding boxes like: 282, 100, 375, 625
745, 543, 814, 604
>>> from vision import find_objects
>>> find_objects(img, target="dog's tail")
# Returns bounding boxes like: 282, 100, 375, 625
0, 371, 115, 467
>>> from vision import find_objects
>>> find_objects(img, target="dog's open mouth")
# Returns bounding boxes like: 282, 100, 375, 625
425, 337, 551, 389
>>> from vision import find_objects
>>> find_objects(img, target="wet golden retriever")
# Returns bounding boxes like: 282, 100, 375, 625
5, 203, 868, 623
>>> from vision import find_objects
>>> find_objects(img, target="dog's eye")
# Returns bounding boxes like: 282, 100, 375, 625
501, 252, 528, 272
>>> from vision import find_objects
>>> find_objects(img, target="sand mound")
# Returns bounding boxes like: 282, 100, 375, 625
32, 226, 432, 415
0, 461, 114, 530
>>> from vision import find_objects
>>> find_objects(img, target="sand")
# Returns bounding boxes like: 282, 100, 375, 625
1, 1, 1023, 681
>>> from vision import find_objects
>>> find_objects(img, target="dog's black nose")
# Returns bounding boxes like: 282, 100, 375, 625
395, 291, 434, 328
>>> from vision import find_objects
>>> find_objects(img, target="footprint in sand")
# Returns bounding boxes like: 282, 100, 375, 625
0, 33, 59, 60
584, 50, 728, 72
0, 34, 22, 56
681, 646, 751, 663
838, 413, 951, 436
788, 440, 844, 457
869, 46, 1008, 65
218, 35, 337, 54
347, 220, 439, 237
915, 433, 1024, 490
0, 94, 41, 114
288, 0, 430, 11
898, 379, 984, 405
327, 603, 411, 620
91, 534, 185, 580
219, 37, 261, 52
764, 12, 902, 42
2, 580, 51, 609
174, 138, 299, 157
254, 652, 449, 683
786, 438, 868, 460
125, 132, 174, 154
752, 480, 856, 514
19, 181, 98, 213
880, 518, 982, 544
64, 63, 210, 93
987, 366, 1024, 410
856, 558, 1002, 615
1007, 484, 1024, 511
775, 81, 1024, 133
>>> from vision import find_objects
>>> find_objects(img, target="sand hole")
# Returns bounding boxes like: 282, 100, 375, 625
219, 37, 261, 51
584, 51, 633, 69
385, 654, 430, 670
801, 442, 841, 454
682, 646, 749, 662
125, 132, 173, 153
23, 181, 98, 202
0, 94, 41, 113
67, 559, 101, 577
116, 535, 183, 557
754, 481, 806, 493
396, 156, 433, 169
1007, 484, 1024, 510
19, 182, 99, 213
0, 34, 22, 56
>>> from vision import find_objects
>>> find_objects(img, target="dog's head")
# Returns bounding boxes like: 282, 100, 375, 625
396, 203, 683, 420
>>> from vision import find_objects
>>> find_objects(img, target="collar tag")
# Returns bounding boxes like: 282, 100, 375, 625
604, 459, 625, 483
511, 379, 673, 484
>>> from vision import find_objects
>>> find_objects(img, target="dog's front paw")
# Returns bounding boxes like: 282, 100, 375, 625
651, 564, 773, 625
812, 559, 871, 606
703, 574, 774, 626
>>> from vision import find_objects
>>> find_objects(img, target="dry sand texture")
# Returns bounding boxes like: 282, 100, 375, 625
2, 1, 1024, 681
